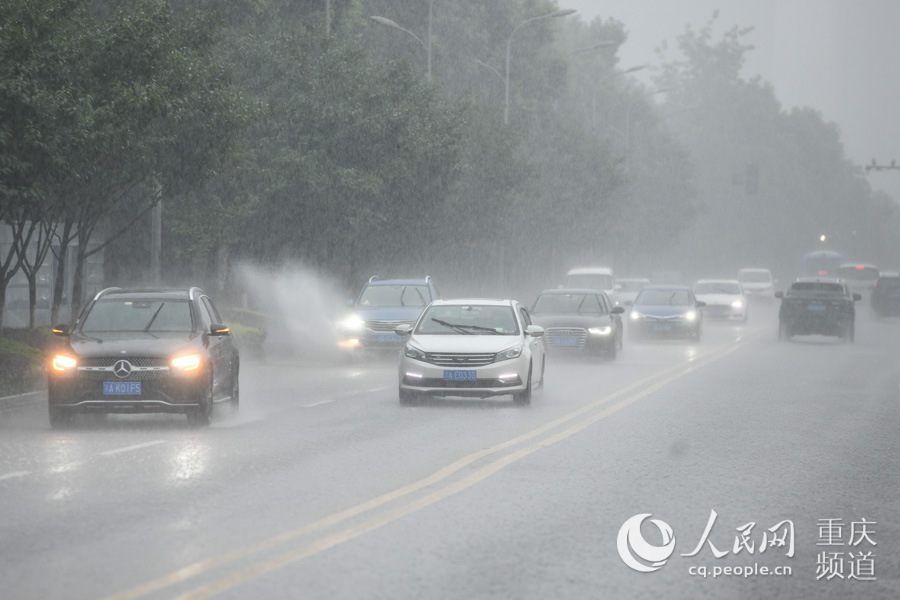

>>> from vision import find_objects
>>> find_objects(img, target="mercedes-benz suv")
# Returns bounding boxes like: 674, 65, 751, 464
48, 287, 239, 427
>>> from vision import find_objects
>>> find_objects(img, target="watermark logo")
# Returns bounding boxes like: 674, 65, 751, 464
617, 513, 676, 572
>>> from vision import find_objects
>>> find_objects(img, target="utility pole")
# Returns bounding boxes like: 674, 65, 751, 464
151, 199, 161, 287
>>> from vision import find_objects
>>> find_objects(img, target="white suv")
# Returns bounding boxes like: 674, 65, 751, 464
737, 268, 776, 302
565, 267, 617, 305
396, 299, 545, 406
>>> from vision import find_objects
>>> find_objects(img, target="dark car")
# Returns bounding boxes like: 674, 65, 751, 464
337, 276, 440, 352
628, 285, 705, 340
531, 289, 625, 359
870, 274, 900, 318
48, 287, 239, 428
776, 278, 860, 342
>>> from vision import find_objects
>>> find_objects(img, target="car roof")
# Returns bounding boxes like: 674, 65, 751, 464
430, 298, 513, 307
738, 268, 771, 273
617, 278, 649, 282
793, 277, 843, 284
640, 285, 691, 291
538, 288, 608, 296
839, 263, 878, 269
566, 267, 613, 276
694, 279, 741, 285
98, 288, 196, 301
366, 279, 432, 286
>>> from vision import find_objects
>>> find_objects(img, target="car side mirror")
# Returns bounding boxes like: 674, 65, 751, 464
775, 291, 784, 299
525, 325, 544, 338
611, 306, 625, 315
209, 323, 231, 336
696, 300, 707, 307
853, 293, 862, 302
52, 324, 70, 336
394, 323, 413, 336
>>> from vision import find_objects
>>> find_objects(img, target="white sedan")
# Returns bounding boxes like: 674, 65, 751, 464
396, 299, 545, 406
693, 280, 748, 322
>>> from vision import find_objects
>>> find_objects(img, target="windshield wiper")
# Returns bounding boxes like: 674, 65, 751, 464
431, 318, 502, 335
431, 318, 472, 335
143, 303, 165, 331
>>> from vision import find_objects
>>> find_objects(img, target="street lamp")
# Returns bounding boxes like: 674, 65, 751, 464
476, 9, 575, 124
370, 0, 435, 81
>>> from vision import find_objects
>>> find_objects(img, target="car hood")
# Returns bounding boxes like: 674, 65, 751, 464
695, 294, 742, 305
408, 334, 524, 354
531, 314, 613, 329
631, 305, 696, 317
355, 306, 425, 321
68, 331, 199, 359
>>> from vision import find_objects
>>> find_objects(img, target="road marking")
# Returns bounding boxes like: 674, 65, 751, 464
302, 400, 335, 408
174, 335, 757, 600
50, 462, 82, 473
101, 332, 765, 600
0, 390, 43, 403
0, 471, 30, 482
99, 441, 165, 456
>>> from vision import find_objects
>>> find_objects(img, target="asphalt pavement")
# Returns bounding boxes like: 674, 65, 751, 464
1, 302, 897, 599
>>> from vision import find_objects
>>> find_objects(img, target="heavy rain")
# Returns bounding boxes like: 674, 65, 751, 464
1, 1, 898, 598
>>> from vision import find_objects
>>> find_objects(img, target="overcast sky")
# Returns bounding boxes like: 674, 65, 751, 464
559, 0, 900, 200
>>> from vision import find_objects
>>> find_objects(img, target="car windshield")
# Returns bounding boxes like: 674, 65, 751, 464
80, 300, 194, 332
694, 282, 741, 295
739, 271, 771, 283
415, 305, 519, 335
358, 285, 430, 307
565, 274, 613, 290
876, 277, 900, 291
788, 282, 845, 296
617, 280, 648, 292
635, 289, 692, 306
533, 294, 605, 314
839, 266, 879, 280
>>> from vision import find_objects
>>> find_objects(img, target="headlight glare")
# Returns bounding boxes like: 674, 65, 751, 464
630, 311, 643, 320
172, 354, 201, 370
684, 311, 698, 322
495, 345, 523, 361
340, 315, 365, 331
732, 300, 744, 308
588, 326, 612, 335
52, 355, 77, 371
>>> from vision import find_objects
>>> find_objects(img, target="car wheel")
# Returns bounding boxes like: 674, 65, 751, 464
188, 371, 214, 427
778, 320, 789, 342
399, 387, 422, 406
513, 365, 533, 406
49, 406, 74, 429
230, 367, 240, 413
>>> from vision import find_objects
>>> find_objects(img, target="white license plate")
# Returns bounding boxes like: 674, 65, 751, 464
378, 333, 400, 343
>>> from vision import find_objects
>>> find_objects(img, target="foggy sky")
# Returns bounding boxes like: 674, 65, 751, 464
560, 0, 900, 201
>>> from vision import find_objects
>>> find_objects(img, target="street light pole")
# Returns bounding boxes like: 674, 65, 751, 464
325, 0, 330, 37
370, 0, 435, 82
503, 9, 576, 124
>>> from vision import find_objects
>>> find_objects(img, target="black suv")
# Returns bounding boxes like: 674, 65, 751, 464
48, 287, 239, 427
776, 278, 860, 342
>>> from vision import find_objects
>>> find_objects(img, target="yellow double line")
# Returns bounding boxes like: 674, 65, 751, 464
103, 332, 762, 600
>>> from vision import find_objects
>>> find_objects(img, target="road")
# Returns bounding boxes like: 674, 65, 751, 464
1, 303, 898, 599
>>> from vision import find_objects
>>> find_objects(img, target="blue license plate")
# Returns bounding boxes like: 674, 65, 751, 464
443, 370, 477, 381
806, 305, 826, 311
378, 333, 400, 343
103, 382, 141, 395
653, 323, 672, 332
554, 337, 578, 346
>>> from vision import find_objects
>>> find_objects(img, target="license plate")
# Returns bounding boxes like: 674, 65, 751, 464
443, 370, 477, 381
806, 305, 826, 311
554, 337, 578, 346
377, 333, 400, 343
103, 382, 141, 395
653, 323, 672, 332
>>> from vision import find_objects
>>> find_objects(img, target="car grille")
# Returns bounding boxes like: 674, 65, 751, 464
413, 378, 516, 388
77, 357, 170, 380
544, 328, 588, 350
366, 320, 416, 332
424, 352, 496, 367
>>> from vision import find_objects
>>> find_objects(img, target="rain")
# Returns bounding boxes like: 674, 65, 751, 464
1, 1, 898, 598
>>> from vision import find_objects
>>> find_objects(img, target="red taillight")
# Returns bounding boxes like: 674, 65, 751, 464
855, 265, 865, 270
818, 270, 828, 275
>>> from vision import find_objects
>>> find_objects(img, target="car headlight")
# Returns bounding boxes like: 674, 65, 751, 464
630, 311, 644, 321
340, 315, 365, 331
171, 354, 202, 371
588, 326, 612, 335
731, 300, 744, 309
684, 311, 698, 322
495, 345, 523, 361
52, 355, 77, 371
404, 345, 426, 361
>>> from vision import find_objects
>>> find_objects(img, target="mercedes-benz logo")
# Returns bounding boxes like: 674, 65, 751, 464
113, 360, 133, 379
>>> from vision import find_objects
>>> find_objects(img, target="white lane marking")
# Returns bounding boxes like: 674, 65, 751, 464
0, 390, 44, 402
0, 471, 30, 481
50, 463, 82, 473
99, 440, 166, 456
214, 417, 264, 428
303, 400, 335, 408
